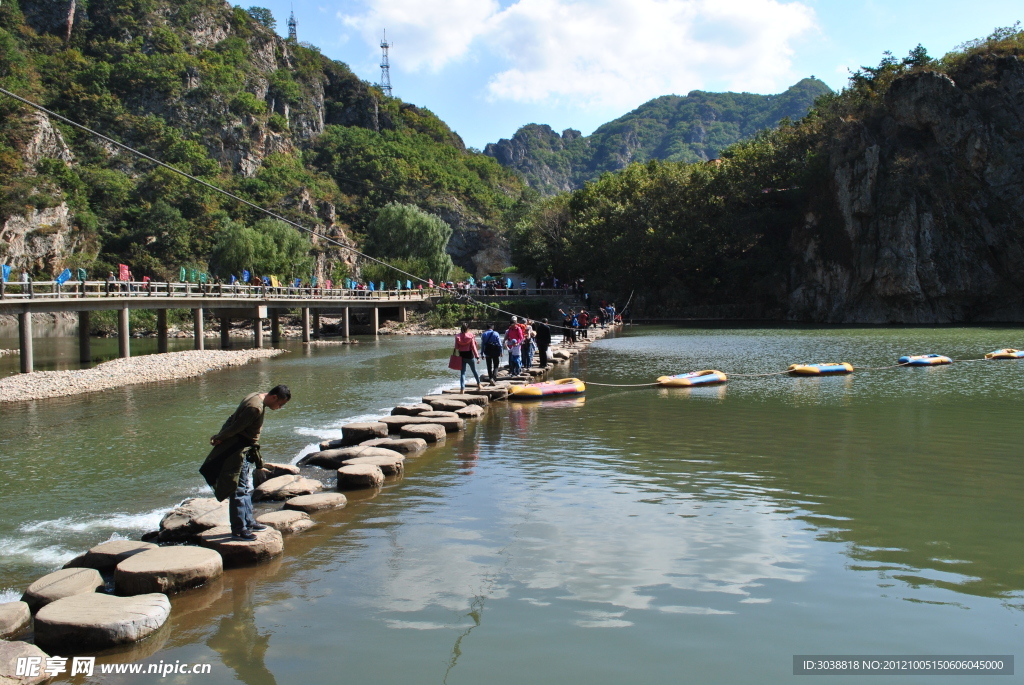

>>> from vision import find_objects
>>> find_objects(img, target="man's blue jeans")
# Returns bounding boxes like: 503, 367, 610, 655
229, 459, 257, 534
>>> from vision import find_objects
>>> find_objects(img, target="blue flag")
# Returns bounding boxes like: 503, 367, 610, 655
345, 278, 353, 289
294, 278, 301, 287
242, 269, 250, 283
230, 274, 237, 284
406, 280, 412, 290
396, 280, 401, 290
55, 268, 72, 285
1, 265, 10, 282
369, 282, 375, 291
312, 277, 318, 287
506, 278, 513, 288
379, 282, 385, 291
468, 277, 475, 286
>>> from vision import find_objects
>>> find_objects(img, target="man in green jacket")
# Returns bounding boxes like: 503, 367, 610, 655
200, 385, 291, 540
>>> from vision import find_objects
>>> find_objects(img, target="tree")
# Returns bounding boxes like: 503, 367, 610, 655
364, 203, 454, 281
210, 218, 312, 278
246, 7, 276, 31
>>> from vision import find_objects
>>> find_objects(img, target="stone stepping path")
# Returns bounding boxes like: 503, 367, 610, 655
401, 423, 446, 443
390, 403, 432, 416
22, 568, 104, 613
341, 454, 404, 476
284, 492, 347, 513
34, 593, 171, 651
256, 510, 314, 535
456, 404, 486, 419
337, 463, 384, 489
253, 475, 323, 501
425, 393, 490, 407
419, 410, 460, 419
63, 540, 157, 573
0, 641, 52, 685
299, 445, 403, 469
358, 437, 427, 455
115, 547, 223, 595
423, 398, 467, 411
158, 497, 229, 542
0, 601, 30, 640
197, 527, 283, 567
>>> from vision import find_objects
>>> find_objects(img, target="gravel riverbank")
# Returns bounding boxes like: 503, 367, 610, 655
0, 349, 286, 403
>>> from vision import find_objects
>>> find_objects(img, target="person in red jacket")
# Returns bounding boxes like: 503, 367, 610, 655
454, 323, 481, 391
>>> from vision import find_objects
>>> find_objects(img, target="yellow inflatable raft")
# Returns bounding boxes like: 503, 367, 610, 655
657, 370, 727, 387
985, 349, 1024, 359
788, 362, 854, 376
509, 377, 586, 398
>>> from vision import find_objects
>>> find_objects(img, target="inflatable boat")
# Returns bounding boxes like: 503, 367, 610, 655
657, 370, 727, 387
985, 349, 1024, 359
898, 354, 952, 366
788, 362, 854, 376
509, 378, 586, 398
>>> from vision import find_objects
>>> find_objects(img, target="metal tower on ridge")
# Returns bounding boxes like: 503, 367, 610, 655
379, 31, 392, 97
288, 7, 297, 41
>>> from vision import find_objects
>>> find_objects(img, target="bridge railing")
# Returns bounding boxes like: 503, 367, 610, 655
0, 280, 432, 302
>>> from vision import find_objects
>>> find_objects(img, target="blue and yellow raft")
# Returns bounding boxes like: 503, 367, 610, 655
788, 362, 853, 376
899, 354, 952, 366
657, 370, 727, 387
985, 349, 1024, 359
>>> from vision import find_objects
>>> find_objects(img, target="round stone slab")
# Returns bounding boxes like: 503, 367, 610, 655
423, 398, 468, 411
336, 464, 384, 490
34, 593, 171, 651
340, 454, 405, 476
159, 497, 229, 542
359, 437, 428, 455
254, 462, 300, 487
424, 393, 489, 407
196, 526, 284, 567
22, 568, 104, 613
115, 547, 223, 596
284, 492, 347, 513
64, 540, 157, 573
391, 404, 432, 416
455, 404, 486, 419
341, 421, 388, 445
253, 475, 323, 501
0, 601, 31, 640
419, 410, 460, 419
378, 415, 444, 432
401, 423, 446, 443
0, 641, 52, 685
299, 446, 403, 469
255, 510, 314, 535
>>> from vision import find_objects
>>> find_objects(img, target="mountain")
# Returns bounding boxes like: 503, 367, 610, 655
484, 78, 833, 194
0, 0, 528, 281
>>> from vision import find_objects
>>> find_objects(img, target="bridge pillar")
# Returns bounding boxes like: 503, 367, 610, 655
19, 311, 33, 373
193, 308, 204, 350
301, 308, 310, 343
156, 309, 168, 353
220, 316, 231, 349
253, 316, 263, 349
78, 311, 91, 363
343, 307, 350, 339
397, 306, 407, 323
118, 307, 130, 358
270, 309, 280, 344
372, 307, 379, 336
312, 310, 320, 339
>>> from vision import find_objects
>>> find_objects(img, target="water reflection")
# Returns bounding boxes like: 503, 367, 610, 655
206, 573, 277, 685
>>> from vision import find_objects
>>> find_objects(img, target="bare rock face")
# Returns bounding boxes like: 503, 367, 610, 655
0, 203, 75, 275
336, 464, 384, 490
22, 112, 74, 167
21, 0, 80, 40
63, 540, 157, 573
114, 547, 223, 595
0, 601, 31, 640
33, 593, 171, 651
283, 492, 347, 513
196, 526, 283, 567
253, 475, 323, 501
0, 641, 53, 685
255, 510, 314, 535
158, 498, 229, 543
22, 568, 104, 613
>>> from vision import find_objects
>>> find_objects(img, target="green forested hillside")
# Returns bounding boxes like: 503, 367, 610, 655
484, 78, 832, 194
0, 0, 528, 282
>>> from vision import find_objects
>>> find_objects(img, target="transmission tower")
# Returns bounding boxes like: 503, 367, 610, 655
379, 31, 392, 97
288, 8, 297, 41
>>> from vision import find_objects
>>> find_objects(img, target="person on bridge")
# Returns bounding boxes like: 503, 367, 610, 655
199, 385, 291, 541
453, 324, 482, 391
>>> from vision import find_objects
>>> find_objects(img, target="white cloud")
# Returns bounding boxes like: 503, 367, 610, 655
344, 0, 815, 108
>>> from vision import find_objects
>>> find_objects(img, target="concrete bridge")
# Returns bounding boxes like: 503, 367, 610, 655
0, 280, 428, 373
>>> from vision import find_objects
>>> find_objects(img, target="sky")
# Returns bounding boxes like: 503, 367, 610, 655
250, 0, 1022, 149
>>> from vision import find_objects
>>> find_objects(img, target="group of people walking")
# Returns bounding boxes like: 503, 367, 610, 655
558, 303, 619, 346
452, 317, 553, 390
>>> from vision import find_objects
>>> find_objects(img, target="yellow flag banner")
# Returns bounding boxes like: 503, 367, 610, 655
270, 276, 280, 287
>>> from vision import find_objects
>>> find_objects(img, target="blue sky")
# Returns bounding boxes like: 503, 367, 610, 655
250, 1, 1021, 149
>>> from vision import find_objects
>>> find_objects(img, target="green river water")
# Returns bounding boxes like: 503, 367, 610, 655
1, 326, 1022, 683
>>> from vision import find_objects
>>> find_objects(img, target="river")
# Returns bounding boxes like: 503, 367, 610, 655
1, 326, 1022, 683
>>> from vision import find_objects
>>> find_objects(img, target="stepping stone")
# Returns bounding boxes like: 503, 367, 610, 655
359, 437, 427, 455
424, 393, 489, 407
456, 404, 485, 419
340, 421, 388, 445
378, 415, 447, 432
419, 410, 460, 419
0, 601, 30, 640
401, 423, 446, 443
390, 404, 432, 416
429, 416, 464, 433
33, 593, 170, 652
196, 526, 283, 567
253, 475, 323, 501
423, 398, 467, 411
0, 641, 51, 685
115, 546, 223, 596
158, 497, 229, 542
254, 462, 300, 487
22, 568, 104, 613
299, 446, 404, 469
255, 510, 314, 535
284, 492, 348, 513
337, 464, 384, 490
64, 540, 157, 573
467, 387, 509, 400
340, 454, 405, 476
